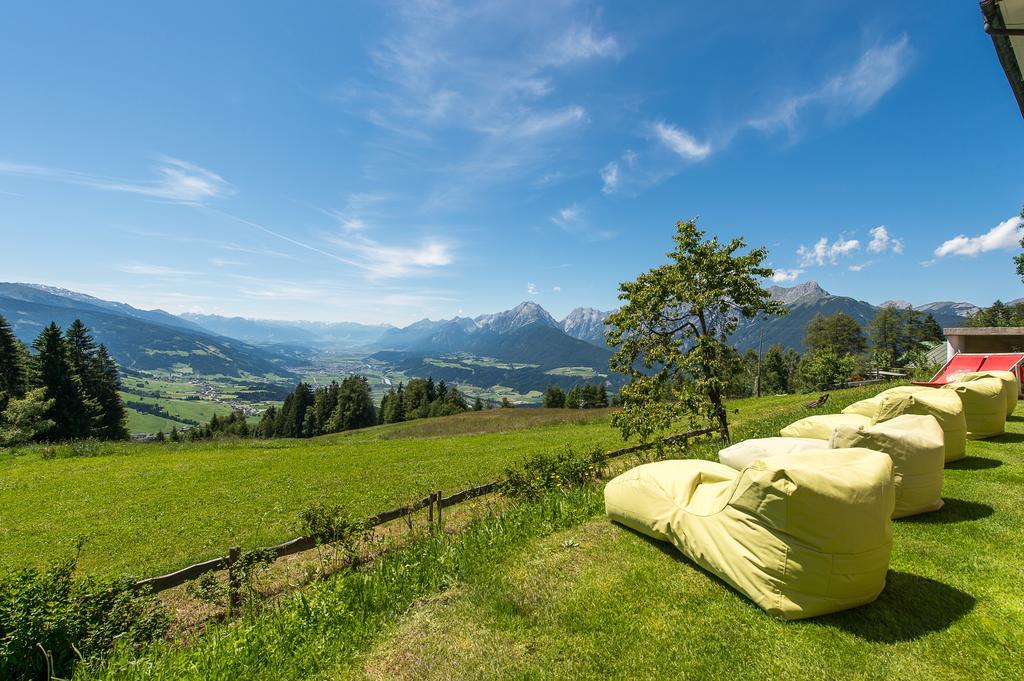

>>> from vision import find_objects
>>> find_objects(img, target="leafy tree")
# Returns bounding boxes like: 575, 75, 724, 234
606, 218, 785, 443
804, 312, 866, 355
868, 307, 903, 368
759, 344, 796, 394
800, 349, 858, 389
169, 425, 180, 442
31, 323, 92, 441
500, 397, 514, 408
564, 385, 581, 409
0, 388, 54, 446
472, 397, 484, 411
543, 385, 566, 408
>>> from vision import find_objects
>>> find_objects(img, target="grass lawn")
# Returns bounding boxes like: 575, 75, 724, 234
355, 408, 1024, 679
0, 405, 637, 578
0, 390, 872, 581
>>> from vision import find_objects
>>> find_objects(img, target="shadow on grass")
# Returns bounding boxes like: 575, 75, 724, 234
984, 431, 1024, 444
818, 571, 975, 643
898, 498, 993, 524
1005, 414, 1024, 422
946, 456, 1002, 470
616, 525, 975, 643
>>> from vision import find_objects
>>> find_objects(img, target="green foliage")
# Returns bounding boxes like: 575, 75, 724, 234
607, 218, 786, 442
564, 383, 610, 409
868, 307, 943, 369
186, 572, 225, 606
379, 376, 467, 424
968, 299, 1024, 327
799, 348, 858, 388
0, 314, 29, 409
543, 384, 566, 408
472, 397, 484, 411
500, 397, 514, 408
760, 344, 800, 394
0, 388, 54, 447
803, 312, 866, 354
502, 447, 609, 500
0, 557, 168, 680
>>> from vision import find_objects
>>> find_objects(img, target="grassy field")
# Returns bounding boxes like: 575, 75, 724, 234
0, 391, 871, 580
77, 381, 1023, 681
355, 409, 1024, 679
0, 406, 635, 578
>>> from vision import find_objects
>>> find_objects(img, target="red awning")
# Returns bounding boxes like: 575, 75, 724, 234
925, 352, 1024, 384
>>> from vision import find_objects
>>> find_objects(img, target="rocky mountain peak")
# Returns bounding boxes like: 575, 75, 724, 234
767, 281, 829, 305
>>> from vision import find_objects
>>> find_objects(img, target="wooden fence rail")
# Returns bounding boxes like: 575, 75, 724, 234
133, 427, 716, 595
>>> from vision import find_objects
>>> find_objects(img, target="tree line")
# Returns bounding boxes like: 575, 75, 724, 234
0, 314, 128, 446
543, 382, 610, 409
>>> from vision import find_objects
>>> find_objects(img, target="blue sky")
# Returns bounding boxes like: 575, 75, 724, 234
1, 1, 1022, 324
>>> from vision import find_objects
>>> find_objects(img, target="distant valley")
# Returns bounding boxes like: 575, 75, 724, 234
0, 280, 982, 432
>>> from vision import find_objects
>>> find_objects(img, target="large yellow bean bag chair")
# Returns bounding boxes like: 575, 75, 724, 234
942, 377, 1006, 439
831, 415, 944, 518
956, 371, 1018, 418
718, 437, 829, 470
604, 449, 894, 620
779, 413, 871, 440
842, 387, 967, 463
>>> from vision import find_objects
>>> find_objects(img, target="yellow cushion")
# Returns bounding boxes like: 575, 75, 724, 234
843, 386, 967, 463
831, 415, 944, 518
779, 413, 871, 440
718, 437, 830, 470
605, 449, 894, 620
942, 377, 1006, 439
957, 370, 1018, 418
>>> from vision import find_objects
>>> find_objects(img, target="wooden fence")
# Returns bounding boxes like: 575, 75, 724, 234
133, 427, 716, 595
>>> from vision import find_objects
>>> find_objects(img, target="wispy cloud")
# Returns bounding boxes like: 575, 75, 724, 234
848, 261, 873, 272
547, 22, 622, 65
651, 121, 712, 161
552, 285, 561, 292
116, 263, 196, 276
750, 35, 911, 136
934, 214, 1024, 257
0, 156, 233, 203
550, 203, 616, 242
600, 161, 619, 194
867, 225, 903, 254
527, 282, 538, 295
797, 236, 860, 267
771, 268, 802, 283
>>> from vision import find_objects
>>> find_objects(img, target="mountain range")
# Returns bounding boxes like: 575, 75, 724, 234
0, 281, 984, 390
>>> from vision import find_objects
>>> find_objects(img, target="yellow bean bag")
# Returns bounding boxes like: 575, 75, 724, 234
604, 449, 894, 620
718, 436, 830, 470
942, 377, 1006, 439
956, 371, 1018, 418
831, 415, 944, 518
843, 387, 967, 463
779, 413, 871, 440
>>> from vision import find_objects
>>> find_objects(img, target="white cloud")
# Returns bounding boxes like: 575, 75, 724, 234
548, 23, 621, 65
600, 161, 619, 194
934, 214, 1024, 257
552, 285, 561, 292
749, 35, 911, 135
0, 157, 233, 203
867, 225, 903, 254
527, 282, 538, 295
506, 105, 587, 138
848, 261, 873, 272
651, 121, 712, 161
771, 268, 802, 283
550, 203, 615, 241
797, 236, 861, 267
343, 236, 455, 279
117, 263, 195, 276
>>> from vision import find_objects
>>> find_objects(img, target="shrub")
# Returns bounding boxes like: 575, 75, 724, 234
502, 447, 609, 500
0, 558, 168, 680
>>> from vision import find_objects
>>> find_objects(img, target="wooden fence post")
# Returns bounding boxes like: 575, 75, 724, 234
227, 546, 241, 616
428, 492, 435, 525
437, 490, 443, 529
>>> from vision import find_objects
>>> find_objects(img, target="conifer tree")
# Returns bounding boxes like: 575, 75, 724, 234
472, 397, 484, 411
32, 322, 91, 440
93, 345, 129, 440
0, 313, 27, 408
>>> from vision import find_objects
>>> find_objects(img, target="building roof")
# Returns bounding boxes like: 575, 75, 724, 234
944, 326, 1024, 336
981, 0, 1024, 116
